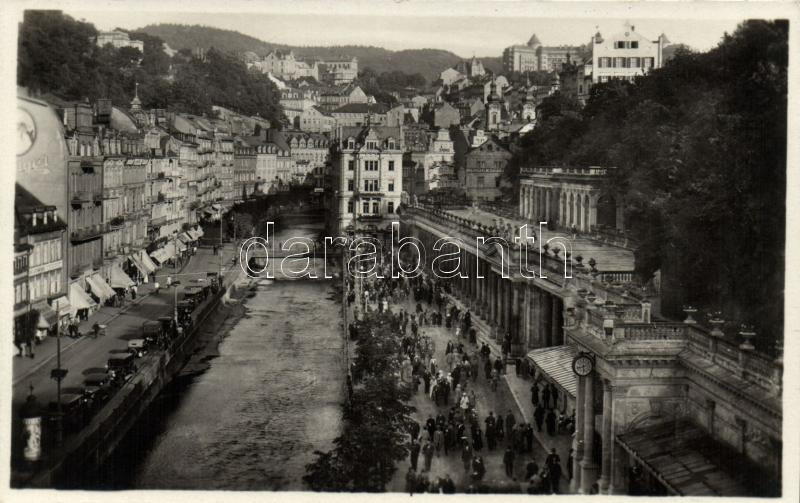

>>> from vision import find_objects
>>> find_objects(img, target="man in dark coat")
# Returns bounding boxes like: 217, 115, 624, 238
409, 420, 420, 441
546, 409, 557, 436
534, 404, 546, 432
409, 440, 421, 471
542, 384, 552, 409
530, 383, 539, 406
505, 410, 516, 443
525, 423, 534, 453
426, 416, 436, 440
503, 446, 515, 477
484, 358, 493, 380
546, 448, 562, 494
485, 414, 496, 451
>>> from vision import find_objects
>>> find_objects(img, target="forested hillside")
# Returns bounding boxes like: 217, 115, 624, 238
18, 11, 282, 124
139, 23, 502, 82
505, 20, 787, 346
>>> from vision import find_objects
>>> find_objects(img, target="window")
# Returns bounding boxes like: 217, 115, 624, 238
388, 181, 395, 192
372, 201, 379, 214
366, 141, 377, 149
388, 161, 395, 171
347, 200, 354, 213
615, 41, 625, 49
364, 179, 379, 192
362, 201, 370, 214
364, 160, 379, 171
347, 179, 354, 191
630, 57, 641, 68
477, 176, 485, 187
387, 202, 394, 214
615, 57, 626, 68
631, 41, 638, 49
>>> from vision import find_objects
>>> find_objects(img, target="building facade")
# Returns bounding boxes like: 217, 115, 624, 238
327, 126, 404, 235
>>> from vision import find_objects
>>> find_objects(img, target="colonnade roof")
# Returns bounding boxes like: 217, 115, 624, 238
446, 207, 635, 272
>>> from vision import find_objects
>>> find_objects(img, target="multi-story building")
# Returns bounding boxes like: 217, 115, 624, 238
251, 51, 320, 81
102, 156, 126, 260
95, 30, 144, 52
327, 125, 404, 235
15, 184, 69, 342
503, 33, 580, 73
285, 132, 330, 187
404, 128, 455, 196
589, 24, 669, 84
319, 84, 369, 112
234, 141, 257, 199
461, 135, 511, 201
319, 57, 359, 85
453, 57, 486, 79
331, 103, 389, 128
297, 106, 336, 133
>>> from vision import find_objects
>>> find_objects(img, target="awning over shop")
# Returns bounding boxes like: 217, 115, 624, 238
109, 264, 135, 289
129, 253, 148, 277
178, 232, 193, 244
51, 295, 71, 319
69, 282, 97, 314
33, 301, 58, 329
526, 345, 578, 399
86, 274, 115, 302
176, 240, 187, 253
203, 207, 216, 215
139, 250, 158, 272
194, 226, 204, 237
211, 203, 221, 211
616, 419, 750, 496
187, 229, 200, 241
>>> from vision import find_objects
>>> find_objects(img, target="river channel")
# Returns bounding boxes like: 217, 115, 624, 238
105, 222, 345, 490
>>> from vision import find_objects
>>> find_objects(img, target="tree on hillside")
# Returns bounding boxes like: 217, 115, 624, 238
502, 20, 787, 346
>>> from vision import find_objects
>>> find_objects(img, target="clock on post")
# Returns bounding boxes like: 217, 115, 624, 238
572, 352, 594, 376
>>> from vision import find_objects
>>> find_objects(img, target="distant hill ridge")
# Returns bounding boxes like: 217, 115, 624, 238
138, 23, 504, 82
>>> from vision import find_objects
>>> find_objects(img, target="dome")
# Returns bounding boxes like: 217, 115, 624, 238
527, 33, 542, 48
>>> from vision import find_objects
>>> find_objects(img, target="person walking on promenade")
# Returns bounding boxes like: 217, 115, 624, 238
484, 358, 492, 380
542, 384, 552, 409
485, 413, 497, 451
409, 440, 421, 471
493, 356, 504, 376
461, 441, 473, 473
503, 446, 515, 478
530, 382, 540, 406
505, 410, 516, 444
546, 448, 563, 494
422, 441, 435, 472
433, 426, 444, 456
525, 423, 534, 453
534, 404, 546, 432
546, 409, 557, 436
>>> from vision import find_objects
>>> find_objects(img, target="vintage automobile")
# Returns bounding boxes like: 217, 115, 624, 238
107, 352, 137, 385
142, 320, 163, 346
207, 271, 220, 292
128, 338, 148, 357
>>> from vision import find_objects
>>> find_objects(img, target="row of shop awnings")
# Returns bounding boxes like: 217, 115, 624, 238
129, 249, 158, 277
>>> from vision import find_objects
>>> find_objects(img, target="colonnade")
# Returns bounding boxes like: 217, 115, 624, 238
520, 184, 597, 232
409, 223, 564, 354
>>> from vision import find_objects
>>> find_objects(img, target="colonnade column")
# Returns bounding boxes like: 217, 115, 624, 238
552, 296, 562, 346
598, 380, 613, 494
523, 286, 531, 349
571, 374, 585, 493
511, 284, 520, 352
580, 374, 598, 494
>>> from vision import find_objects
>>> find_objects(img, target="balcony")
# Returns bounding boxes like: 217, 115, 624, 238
70, 224, 104, 243
108, 215, 125, 228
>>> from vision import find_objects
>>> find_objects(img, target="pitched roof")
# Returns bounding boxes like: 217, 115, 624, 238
332, 103, 389, 114
15, 184, 67, 236
340, 125, 402, 143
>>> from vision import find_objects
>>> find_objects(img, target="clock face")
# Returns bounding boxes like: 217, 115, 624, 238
573, 355, 594, 376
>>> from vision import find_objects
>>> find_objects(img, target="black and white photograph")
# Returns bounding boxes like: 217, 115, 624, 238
3, 1, 797, 500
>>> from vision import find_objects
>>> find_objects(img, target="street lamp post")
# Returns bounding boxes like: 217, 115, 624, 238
50, 324, 67, 446
172, 280, 181, 326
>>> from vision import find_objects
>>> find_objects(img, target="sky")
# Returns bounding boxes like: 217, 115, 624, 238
64, 2, 754, 58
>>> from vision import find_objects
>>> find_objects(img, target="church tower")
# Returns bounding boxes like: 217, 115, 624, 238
485, 79, 503, 132
521, 77, 536, 122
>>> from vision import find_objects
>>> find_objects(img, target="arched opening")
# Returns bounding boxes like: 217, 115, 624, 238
292, 116, 301, 129
596, 195, 617, 229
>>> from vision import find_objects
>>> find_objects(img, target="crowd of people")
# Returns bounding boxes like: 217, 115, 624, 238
344, 253, 567, 494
